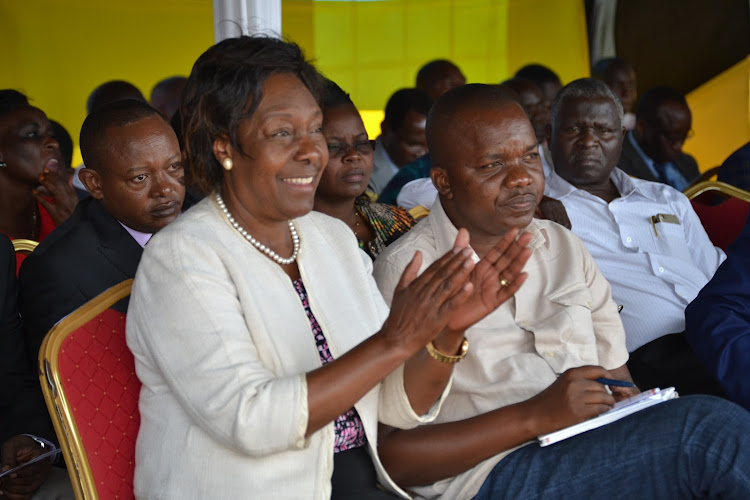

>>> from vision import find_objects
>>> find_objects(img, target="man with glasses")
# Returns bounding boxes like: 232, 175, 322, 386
617, 86, 699, 190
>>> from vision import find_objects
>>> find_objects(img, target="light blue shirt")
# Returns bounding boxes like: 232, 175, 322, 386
628, 131, 689, 191
546, 168, 725, 351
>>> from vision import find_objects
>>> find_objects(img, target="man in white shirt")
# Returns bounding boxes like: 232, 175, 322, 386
545, 77, 725, 395
372, 82, 750, 500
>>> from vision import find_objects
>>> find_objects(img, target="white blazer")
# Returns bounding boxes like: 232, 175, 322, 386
126, 197, 444, 499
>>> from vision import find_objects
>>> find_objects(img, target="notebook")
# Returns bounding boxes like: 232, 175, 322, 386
537, 387, 679, 447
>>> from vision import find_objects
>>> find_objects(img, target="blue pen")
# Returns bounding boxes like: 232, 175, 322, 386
596, 377, 635, 388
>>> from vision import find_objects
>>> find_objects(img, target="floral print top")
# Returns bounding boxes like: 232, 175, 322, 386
293, 278, 367, 453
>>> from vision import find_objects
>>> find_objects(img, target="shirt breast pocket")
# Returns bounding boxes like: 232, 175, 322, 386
649, 220, 693, 263
527, 284, 598, 372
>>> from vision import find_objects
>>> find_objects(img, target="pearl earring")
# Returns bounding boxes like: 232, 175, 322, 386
222, 158, 233, 171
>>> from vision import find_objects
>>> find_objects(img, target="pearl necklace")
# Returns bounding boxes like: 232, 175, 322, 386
215, 192, 299, 265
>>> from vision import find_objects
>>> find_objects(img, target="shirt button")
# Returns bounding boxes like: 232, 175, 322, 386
546, 351, 555, 358
587, 301, 593, 308
522, 321, 529, 327
626, 237, 632, 243
658, 267, 664, 273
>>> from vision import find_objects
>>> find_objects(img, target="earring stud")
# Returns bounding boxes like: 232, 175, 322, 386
222, 158, 233, 171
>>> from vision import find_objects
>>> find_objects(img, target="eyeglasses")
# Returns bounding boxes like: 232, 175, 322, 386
327, 140, 376, 158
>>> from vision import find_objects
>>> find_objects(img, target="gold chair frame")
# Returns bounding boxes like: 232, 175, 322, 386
38, 279, 133, 500
12, 238, 39, 254
683, 180, 750, 202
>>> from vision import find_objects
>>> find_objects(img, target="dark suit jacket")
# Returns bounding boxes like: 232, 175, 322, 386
18, 198, 143, 366
618, 133, 700, 186
1, 235, 55, 444
685, 210, 750, 411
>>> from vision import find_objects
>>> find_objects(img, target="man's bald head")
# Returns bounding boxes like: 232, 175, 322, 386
427, 83, 520, 169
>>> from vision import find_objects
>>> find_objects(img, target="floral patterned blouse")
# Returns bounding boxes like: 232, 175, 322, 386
293, 278, 367, 453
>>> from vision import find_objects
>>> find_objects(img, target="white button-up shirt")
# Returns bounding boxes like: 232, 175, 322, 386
546, 168, 726, 351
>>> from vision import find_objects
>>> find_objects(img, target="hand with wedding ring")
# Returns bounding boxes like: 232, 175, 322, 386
441, 227, 532, 334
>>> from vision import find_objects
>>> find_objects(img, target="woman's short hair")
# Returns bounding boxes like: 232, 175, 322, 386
182, 35, 322, 194
0, 89, 30, 118
322, 78, 355, 112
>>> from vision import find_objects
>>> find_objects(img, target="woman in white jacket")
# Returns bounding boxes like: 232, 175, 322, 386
126, 35, 531, 499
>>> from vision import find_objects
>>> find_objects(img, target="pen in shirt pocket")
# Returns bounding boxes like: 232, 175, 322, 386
650, 213, 680, 236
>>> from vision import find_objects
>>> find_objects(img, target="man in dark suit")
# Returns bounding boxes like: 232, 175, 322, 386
19, 99, 185, 365
618, 86, 699, 191
686, 210, 750, 411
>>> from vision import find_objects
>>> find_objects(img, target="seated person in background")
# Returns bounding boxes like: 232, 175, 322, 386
592, 57, 638, 130
717, 141, 750, 192
313, 79, 416, 260
500, 79, 550, 146
150, 76, 188, 122
618, 86, 699, 190
514, 63, 562, 103
0, 90, 79, 254
373, 82, 750, 500
19, 99, 185, 365
49, 119, 90, 202
545, 78, 725, 395
686, 210, 750, 410
85, 80, 146, 115
369, 88, 432, 195
378, 59, 465, 205
1, 234, 73, 500
415, 59, 466, 102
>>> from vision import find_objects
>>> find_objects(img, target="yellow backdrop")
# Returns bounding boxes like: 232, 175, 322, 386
1, 0, 590, 163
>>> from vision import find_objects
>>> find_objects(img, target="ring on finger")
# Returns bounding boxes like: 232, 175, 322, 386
500, 278, 510, 287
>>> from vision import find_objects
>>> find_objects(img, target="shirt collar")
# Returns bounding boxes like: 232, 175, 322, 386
119, 222, 153, 248
546, 165, 659, 203
429, 198, 546, 261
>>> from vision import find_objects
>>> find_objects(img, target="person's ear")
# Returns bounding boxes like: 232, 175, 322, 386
78, 168, 104, 200
545, 123, 552, 147
213, 135, 234, 166
431, 166, 453, 200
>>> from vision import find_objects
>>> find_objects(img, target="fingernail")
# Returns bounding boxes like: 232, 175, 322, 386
461, 247, 472, 256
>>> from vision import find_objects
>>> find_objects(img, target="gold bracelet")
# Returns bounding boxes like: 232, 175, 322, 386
425, 338, 469, 364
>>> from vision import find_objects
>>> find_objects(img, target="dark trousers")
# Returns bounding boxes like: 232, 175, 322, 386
331, 446, 399, 499
627, 332, 726, 397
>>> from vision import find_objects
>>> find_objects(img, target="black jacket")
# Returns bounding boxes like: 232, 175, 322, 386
18, 198, 143, 365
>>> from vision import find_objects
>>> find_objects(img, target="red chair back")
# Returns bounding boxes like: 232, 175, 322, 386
691, 195, 750, 251
40, 280, 139, 500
